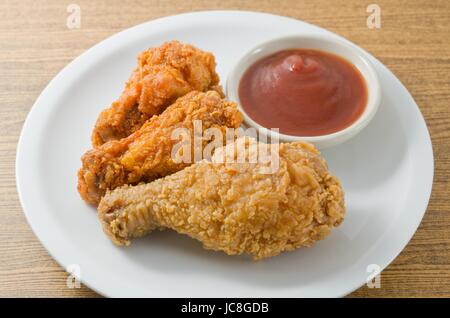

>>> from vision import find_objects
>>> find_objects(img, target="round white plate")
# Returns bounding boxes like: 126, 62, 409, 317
16, 11, 433, 297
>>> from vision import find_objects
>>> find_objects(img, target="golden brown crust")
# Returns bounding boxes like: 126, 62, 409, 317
78, 91, 243, 206
98, 138, 345, 260
91, 40, 222, 147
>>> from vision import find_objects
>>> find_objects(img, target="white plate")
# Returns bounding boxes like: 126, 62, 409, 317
16, 11, 433, 297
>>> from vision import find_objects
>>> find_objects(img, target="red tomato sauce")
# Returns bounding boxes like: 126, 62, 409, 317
239, 49, 368, 136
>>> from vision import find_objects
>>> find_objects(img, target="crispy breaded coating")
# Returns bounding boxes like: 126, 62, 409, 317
91, 40, 222, 147
98, 138, 345, 260
78, 91, 243, 206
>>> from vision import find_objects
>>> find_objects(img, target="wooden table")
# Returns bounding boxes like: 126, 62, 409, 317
1, 0, 449, 297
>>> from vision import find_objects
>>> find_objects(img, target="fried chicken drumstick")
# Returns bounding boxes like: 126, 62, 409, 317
78, 90, 242, 206
92, 40, 222, 147
98, 138, 345, 260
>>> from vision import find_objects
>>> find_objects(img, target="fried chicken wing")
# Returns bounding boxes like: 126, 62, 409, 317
78, 90, 243, 206
98, 138, 345, 260
91, 40, 222, 147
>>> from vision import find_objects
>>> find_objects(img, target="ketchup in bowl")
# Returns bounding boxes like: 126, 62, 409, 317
238, 49, 368, 136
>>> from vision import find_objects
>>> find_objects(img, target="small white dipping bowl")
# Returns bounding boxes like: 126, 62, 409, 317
226, 35, 381, 149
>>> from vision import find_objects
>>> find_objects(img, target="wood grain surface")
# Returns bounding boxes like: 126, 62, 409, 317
0, 0, 449, 297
